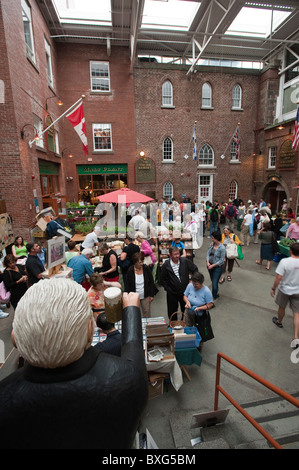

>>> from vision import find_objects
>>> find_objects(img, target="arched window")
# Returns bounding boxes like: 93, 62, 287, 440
162, 80, 173, 106
229, 181, 238, 201
163, 137, 173, 161
202, 82, 212, 107
232, 84, 242, 109
163, 181, 173, 201
198, 144, 214, 166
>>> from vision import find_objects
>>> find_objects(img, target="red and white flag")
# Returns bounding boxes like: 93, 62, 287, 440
66, 101, 88, 155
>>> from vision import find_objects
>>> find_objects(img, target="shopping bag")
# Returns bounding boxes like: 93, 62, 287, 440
226, 243, 238, 259
194, 310, 214, 342
0, 281, 11, 303
237, 244, 244, 260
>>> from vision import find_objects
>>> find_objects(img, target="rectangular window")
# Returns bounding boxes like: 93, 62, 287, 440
93, 124, 112, 151
45, 38, 53, 87
90, 61, 110, 92
268, 146, 277, 168
22, 0, 35, 62
199, 175, 212, 201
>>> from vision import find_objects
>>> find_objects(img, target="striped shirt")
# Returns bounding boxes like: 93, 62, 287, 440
170, 259, 180, 280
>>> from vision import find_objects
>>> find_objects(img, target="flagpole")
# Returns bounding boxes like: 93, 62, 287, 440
29, 95, 86, 147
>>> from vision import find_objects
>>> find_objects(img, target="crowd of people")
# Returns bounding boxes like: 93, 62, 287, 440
0, 194, 299, 448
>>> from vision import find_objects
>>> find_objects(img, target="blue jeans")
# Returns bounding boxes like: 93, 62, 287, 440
209, 221, 218, 236
208, 265, 223, 299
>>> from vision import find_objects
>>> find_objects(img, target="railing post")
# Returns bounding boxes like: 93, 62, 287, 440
214, 353, 221, 411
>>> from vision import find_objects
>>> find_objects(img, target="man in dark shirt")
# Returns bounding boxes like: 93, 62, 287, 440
95, 313, 122, 356
25, 242, 45, 286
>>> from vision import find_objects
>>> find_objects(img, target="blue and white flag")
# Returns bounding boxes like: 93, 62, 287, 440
193, 124, 197, 160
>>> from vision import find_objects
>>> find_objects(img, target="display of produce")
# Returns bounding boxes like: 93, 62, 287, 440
279, 238, 296, 247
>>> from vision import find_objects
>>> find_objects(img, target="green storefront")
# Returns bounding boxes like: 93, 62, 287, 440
77, 164, 128, 203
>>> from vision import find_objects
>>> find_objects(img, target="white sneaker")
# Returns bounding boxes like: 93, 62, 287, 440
290, 339, 299, 349
0, 310, 9, 319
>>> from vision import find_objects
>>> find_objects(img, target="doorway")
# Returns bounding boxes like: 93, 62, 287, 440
263, 181, 287, 214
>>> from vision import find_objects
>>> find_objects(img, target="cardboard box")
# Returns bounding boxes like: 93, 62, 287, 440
148, 372, 168, 399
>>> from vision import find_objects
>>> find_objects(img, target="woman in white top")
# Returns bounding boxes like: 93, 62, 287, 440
125, 252, 155, 317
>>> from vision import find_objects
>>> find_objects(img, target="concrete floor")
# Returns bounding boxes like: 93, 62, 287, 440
138, 229, 298, 448
0, 226, 297, 449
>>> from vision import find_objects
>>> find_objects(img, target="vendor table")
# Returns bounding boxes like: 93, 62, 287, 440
146, 358, 183, 391
175, 348, 202, 381
92, 316, 184, 392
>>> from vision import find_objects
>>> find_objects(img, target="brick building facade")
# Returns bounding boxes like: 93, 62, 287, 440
0, 0, 298, 240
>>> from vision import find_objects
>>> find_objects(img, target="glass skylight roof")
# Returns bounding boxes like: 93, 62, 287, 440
53, 0, 112, 26
53, 0, 293, 40
141, 0, 200, 31
226, 6, 292, 38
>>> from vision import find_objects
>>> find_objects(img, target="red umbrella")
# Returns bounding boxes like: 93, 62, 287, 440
97, 187, 153, 204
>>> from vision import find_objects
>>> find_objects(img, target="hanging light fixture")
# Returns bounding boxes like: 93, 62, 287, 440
45, 95, 63, 110
20, 124, 40, 141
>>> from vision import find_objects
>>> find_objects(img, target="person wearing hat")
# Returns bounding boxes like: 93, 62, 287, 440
282, 199, 287, 212
286, 217, 299, 240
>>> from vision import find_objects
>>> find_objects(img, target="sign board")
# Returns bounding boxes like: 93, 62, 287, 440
279, 140, 296, 170
135, 157, 156, 183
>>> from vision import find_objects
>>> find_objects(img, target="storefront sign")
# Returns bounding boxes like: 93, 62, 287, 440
279, 140, 296, 170
135, 157, 155, 183
77, 164, 127, 175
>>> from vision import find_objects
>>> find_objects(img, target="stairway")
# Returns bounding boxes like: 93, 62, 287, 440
169, 392, 299, 449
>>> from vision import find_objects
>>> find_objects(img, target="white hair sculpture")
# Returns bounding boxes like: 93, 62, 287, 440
13, 278, 93, 369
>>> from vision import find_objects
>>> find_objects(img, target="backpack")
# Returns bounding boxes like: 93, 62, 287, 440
210, 209, 218, 222
228, 205, 235, 217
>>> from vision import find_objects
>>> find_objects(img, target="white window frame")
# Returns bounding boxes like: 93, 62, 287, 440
198, 144, 214, 166
202, 82, 212, 108
229, 180, 238, 201
162, 80, 173, 107
45, 38, 53, 88
54, 130, 60, 155
268, 146, 277, 169
90, 61, 110, 92
198, 174, 213, 203
162, 137, 173, 161
232, 84, 242, 109
163, 181, 173, 201
93, 123, 112, 151
33, 114, 44, 149
22, 0, 36, 63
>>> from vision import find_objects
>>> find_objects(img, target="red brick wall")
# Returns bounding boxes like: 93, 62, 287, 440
0, 0, 64, 240
55, 43, 137, 202
134, 64, 259, 203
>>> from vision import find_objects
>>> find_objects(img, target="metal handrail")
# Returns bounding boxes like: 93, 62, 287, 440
214, 352, 299, 449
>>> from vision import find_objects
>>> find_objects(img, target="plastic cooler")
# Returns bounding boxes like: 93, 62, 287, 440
173, 326, 201, 349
